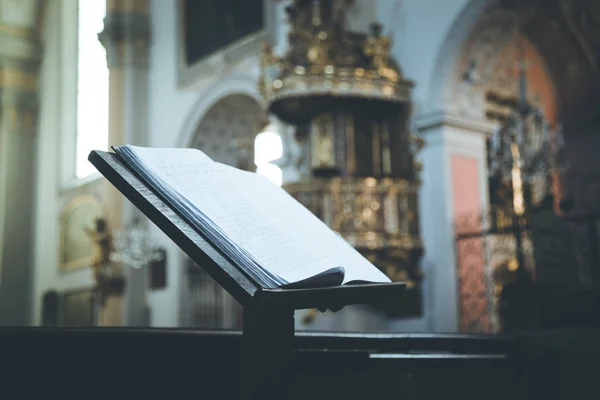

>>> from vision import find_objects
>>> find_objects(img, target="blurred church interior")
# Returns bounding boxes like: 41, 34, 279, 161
1, 0, 600, 337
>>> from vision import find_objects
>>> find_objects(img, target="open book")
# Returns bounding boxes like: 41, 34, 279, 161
112, 145, 391, 289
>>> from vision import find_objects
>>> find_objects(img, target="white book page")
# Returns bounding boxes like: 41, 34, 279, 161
130, 146, 390, 284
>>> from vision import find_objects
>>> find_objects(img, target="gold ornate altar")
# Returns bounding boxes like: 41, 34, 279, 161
260, 0, 424, 315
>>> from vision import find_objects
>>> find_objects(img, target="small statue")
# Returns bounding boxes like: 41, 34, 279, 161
286, 1, 312, 30
85, 218, 113, 284
261, 42, 277, 66
85, 217, 127, 309
364, 23, 396, 80
259, 42, 283, 98
307, 31, 331, 66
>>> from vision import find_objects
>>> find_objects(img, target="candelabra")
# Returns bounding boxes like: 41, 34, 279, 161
487, 40, 567, 272
110, 218, 164, 269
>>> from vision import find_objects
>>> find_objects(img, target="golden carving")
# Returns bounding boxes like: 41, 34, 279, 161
85, 216, 125, 307
0, 24, 36, 39
85, 218, 114, 280
372, 122, 382, 176
60, 195, 105, 272
345, 115, 356, 174
258, 2, 412, 110
307, 31, 332, 66
265, 1, 423, 294
285, 177, 422, 256
364, 24, 398, 81
1, 68, 38, 91
311, 113, 336, 168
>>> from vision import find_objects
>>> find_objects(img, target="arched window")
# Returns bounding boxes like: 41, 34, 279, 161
75, 0, 109, 178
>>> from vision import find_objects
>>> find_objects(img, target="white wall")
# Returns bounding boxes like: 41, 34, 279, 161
416, 117, 492, 332
33, 0, 96, 325
145, 0, 271, 326
381, 0, 472, 113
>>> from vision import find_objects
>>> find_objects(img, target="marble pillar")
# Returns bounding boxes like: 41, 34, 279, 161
98, 0, 150, 326
414, 112, 494, 333
0, 3, 42, 325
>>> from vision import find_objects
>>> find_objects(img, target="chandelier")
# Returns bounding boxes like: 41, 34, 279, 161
487, 43, 567, 216
483, 34, 572, 282
110, 217, 164, 269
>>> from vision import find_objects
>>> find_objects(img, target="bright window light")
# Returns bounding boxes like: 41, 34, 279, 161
75, 0, 108, 178
256, 163, 283, 187
254, 130, 283, 165
254, 128, 283, 187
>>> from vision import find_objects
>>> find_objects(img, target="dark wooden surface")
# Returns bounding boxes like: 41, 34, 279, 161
0, 328, 518, 398
3, 328, 597, 399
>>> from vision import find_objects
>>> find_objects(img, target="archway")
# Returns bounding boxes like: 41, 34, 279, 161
430, 0, 600, 126
439, 0, 600, 332
189, 93, 267, 171
441, 1, 600, 218
181, 93, 270, 329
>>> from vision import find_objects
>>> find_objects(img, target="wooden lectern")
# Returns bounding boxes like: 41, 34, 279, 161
89, 150, 406, 399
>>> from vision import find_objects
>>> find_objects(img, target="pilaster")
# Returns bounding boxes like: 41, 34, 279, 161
0, 8, 42, 325
99, 0, 150, 229
415, 111, 494, 332
97, 0, 151, 326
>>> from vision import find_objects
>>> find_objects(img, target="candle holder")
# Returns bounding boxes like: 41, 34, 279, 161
110, 217, 164, 269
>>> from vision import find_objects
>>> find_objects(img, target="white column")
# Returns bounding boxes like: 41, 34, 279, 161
415, 112, 493, 332
0, 0, 42, 325
99, 0, 151, 326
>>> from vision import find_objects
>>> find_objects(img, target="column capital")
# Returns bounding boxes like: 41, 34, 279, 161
106, 0, 149, 13
414, 111, 497, 136
0, 26, 42, 66
99, 5, 151, 69
0, 27, 41, 136
0, 86, 38, 135
0, 0, 43, 61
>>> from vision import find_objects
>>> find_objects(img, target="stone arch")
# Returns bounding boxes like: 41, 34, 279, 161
430, 0, 600, 215
484, 35, 558, 125
440, 9, 559, 125
427, 0, 496, 114
188, 93, 267, 171
176, 78, 268, 329
177, 75, 265, 149
436, 0, 600, 334
430, 0, 600, 124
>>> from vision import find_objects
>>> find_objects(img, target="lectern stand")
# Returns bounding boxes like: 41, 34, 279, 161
89, 150, 406, 399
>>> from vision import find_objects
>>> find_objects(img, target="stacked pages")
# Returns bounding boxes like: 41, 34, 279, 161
113, 145, 391, 289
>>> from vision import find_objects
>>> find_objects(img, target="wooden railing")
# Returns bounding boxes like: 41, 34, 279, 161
2, 328, 596, 399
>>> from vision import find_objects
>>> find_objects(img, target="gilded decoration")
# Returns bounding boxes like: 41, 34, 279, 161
259, 0, 413, 123
0, 63, 40, 135
59, 195, 105, 272
285, 177, 423, 288
261, 1, 424, 315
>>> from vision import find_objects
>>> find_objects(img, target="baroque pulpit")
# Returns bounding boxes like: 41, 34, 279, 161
259, 0, 424, 316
